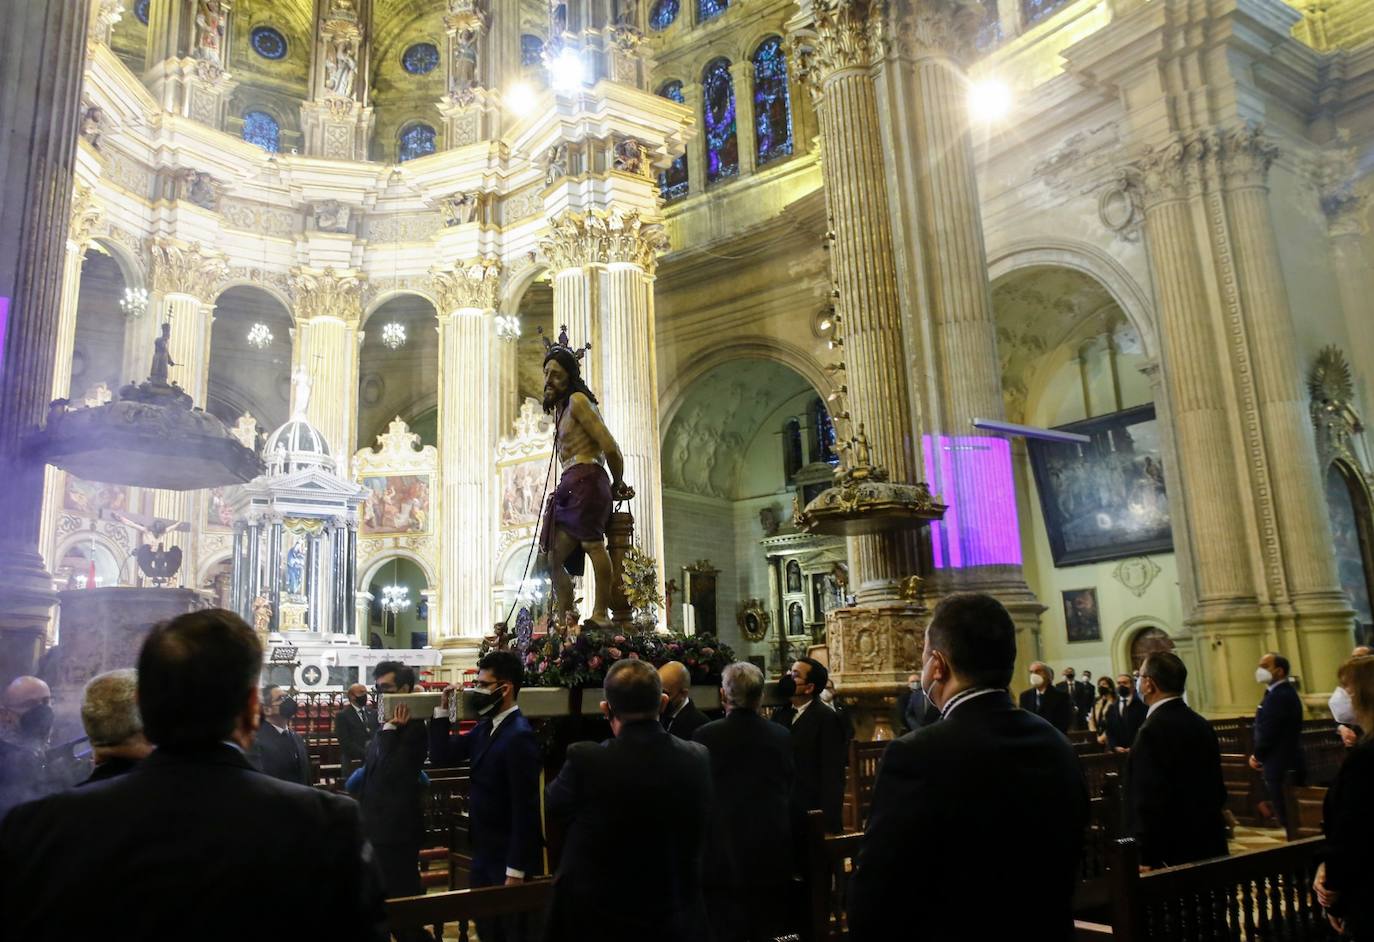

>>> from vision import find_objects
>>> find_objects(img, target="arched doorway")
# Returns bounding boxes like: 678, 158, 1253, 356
1325, 461, 1374, 645
365, 556, 432, 649
208, 285, 293, 433
1128, 626, 1175, 673
358, 294, 439, 449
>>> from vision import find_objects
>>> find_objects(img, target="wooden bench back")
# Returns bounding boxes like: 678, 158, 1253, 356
844, 740, 888, 831
1282, 784, 1326, 841
804, 810, 862, 942
387, 880, 553, 941
1080, 751, 1128, 800
1074, 772, 1123, 914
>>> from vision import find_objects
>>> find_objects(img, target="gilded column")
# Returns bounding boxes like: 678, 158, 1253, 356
433, 259, 501, 641
0, 0, 91, 681
289, 267, 364, 464
149, 238, 227, 582
791, 0, 919, 604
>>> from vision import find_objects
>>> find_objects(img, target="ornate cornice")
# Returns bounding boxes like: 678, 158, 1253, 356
875, 0, 980, 64
539, 209, 668, 272
69, 183, 102, 250
431, 258, 501, 313
290, 267, 364, 323
1208, 124, 1277, 191
150, 239, 228, 302
793, 0, 881, 85
1122, 124, 1279, 210
88, 0, 124, 46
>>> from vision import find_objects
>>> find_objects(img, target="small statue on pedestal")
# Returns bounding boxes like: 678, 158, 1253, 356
252, 593, 274, 640
150, 322, 177, 386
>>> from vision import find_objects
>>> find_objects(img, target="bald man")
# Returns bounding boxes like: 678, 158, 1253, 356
334, 682, 378, 777
0, 676, 56, 817
659, 661, 709, 741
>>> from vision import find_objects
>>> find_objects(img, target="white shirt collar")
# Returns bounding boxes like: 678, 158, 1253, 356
490, 704, 519, 731
792, 698, 814, 723
1267, 680, 1285, 692
668, 697, 690, 720
1146, 695, 1181, 717
940, 687, 1000, 719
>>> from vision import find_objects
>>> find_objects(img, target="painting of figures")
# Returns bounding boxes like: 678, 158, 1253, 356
500, 462, 546, 528
62, 475, 130, 516
361, 475, 430, 534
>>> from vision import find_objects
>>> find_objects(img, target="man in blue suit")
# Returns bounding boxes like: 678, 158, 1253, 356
1248, 651, 1305, 826
431, 650, 543, 942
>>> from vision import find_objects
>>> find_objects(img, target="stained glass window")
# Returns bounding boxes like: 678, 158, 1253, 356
657, 81, 689, 202
521, 35, 545, 67
649, 0, 679, 30
241, 111, 280, 153
250, 26, 288, 60
698, 0, 728, 23
813, 398, 839, 466
1020, 0, 1072, 27
752, 37, 792, 167
702, 59, 738, 184
399, 123, 437, 162
402, 42, 441, 75
134, 0, 150, 25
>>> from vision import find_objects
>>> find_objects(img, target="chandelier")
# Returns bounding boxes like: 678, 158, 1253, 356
119, 287, 148, 319
495, 313, 521, 341
381, 321, 406, 350
381, 583, 411, 614
246, 322, 274, 349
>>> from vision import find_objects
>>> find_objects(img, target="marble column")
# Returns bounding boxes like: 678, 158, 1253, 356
289, 267, 363, 463
540, 210, 670, 618
0, 0, 91, 682
871, 0, 1039, 625
433, 259, 501, 641
791, 0, 920, 604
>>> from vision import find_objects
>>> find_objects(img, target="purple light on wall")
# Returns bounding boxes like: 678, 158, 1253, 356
923, 434, 1023, 569
0, 297, 9, 384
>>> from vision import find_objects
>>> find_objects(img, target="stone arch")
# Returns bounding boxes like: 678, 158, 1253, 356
196, 549, 233, 588
659, 336, 833, 435
359, 549, 437, 590
1110, 615, 1176, 675
362, 287, 439, 327
90, 236, 147, 291
500, 261, 550, 316
52, 531, 129, 587
213, 278, 295, 321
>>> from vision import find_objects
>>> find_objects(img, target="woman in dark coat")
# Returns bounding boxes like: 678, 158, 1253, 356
1315, 654, 1374, 939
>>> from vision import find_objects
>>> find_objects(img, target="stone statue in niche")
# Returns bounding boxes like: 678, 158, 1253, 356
451, 28, 479, 92
194, 0, 227, 69
439, 192, 479, 226
325, 37, 359, 98
177, 170, 221, 210
544, 143, 568, 186
80, 104, 105, 150
612, 138, 645, 176
313, 200, 351, 232
252, 593, 273, 640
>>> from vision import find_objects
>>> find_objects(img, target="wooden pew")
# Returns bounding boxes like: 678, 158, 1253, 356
1074, 772, 1123, 916
803, 810, 861, 942
843, 740, 888, 832
387, 880, 552, 942
1080, 750, 1128, 800
1283, 783, 1327, 841
1104, 836, 1329, 942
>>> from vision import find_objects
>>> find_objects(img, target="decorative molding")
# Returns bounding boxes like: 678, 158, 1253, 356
501, 187, 543, 225
1123, 124, 1278, 209
431, 258, 502, 312
1111, 556, 1162, 598
496, 398, 554, 462
793, 0, 879, 84
1309, 345, 1367, 472
150, 239, 229, 301
69, 183, 102, 250
353, 416, 439, 476
290, 267, 364, 322
877, 0, 980, 64
221, 198, 299, 237
362, 213, 444, 242
539, 208, 668, 272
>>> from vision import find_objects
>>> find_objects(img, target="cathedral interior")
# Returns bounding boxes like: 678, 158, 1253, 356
1, 0, 1372, 724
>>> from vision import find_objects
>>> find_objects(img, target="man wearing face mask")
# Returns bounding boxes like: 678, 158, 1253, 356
430, 651, 543, 942
1055, 667, 1095, 730
1103, 672, 1148, 752
248, 685, 311, 785
849, 593, 1087, 941
660, 660, 710, 741
1248, 652, 1304, 826
0, 675, 59, 818
335, 682, 379, 778
1019, 662, 1075, 735
772, 657, 849, 833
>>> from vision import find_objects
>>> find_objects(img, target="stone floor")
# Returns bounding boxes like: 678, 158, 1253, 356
1229, 823, 1289, 855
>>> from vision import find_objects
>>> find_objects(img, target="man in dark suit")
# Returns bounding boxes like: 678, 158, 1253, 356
249, 684, 311, 785
77, 669, 153, 786
335, 682, 378, 778
1128, 652, 1228, 868
772, 656, 848, 833
430, 651, 542, 942
0, 609, 386, 940
693, 661, 794, 942
1249, 652, 1305, 826
357, 660, 430, 910
895, 672, 938, 733
1103, 672, 1148, 751
1019, 661, 1075, 734
849, 593, 1088, 942
1056, 666, 1096, 730
660, 660, 709, 740
545, 658, 713, 942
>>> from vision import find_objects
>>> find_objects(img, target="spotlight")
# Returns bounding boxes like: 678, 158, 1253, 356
506, 81, 536, 116
968, 78, 1012, 123
548, 48, 586, 94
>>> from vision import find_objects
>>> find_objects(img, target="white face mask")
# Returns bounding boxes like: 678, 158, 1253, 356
1330, 686, 1358, 727
1030, 673, 1045, 689
908, 681, 922, 691
1256, 667, 1274, 685
820, 689, 834, 704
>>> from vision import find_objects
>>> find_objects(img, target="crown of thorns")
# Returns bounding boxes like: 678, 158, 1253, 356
540, 324, 591, 361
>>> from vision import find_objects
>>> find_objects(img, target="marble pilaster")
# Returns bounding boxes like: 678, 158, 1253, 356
290, 267, 364, 463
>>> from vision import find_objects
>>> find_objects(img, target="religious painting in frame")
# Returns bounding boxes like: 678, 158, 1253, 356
62, 475, 131, 517
1062, 588, 1102, 643
205, 485, 238, 531
1027, 404, 1173, 567
500, 461, 546, 529
360, 475, 430, 534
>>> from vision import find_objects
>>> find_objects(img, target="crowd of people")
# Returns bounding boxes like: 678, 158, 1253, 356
1, 601, 1372, 941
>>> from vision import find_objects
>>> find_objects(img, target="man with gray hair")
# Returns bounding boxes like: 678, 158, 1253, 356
80, 669, 152, 785
693, 662, 794, 942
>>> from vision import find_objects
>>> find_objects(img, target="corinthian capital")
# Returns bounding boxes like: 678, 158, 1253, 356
540, 209, 668, 272
290, 267, 364, 322
878, 0, 982, 64
1207, 124, 1278, 191
150, 239, 228, 301
431, 258, 502, 313
791, 0, 880, 85
1120, 134, 1206, 210
69, 183, 102, 250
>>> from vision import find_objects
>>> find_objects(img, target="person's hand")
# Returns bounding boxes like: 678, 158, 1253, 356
1096, 733, 1107, 746
1248, 754, 1262, 771
1314, 862, 1340, 909
1338, 725, 1358, 748
611, 480, 635, 501
504, 875, 524, 886
392, 703, 411, 727
440, 685, 457, 712
1328, 914, 1345, 934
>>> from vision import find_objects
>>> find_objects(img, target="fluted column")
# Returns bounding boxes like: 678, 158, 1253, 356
39, 185, 102, 572
289, 267, 364, 463
498, 332, 519, 435
1323, 181, 1373, 413
0, 0, 91, 682
684, 82, 707, 197
792, 0, 919, 604
149, 239, 227, 581
540, 210, 669, 616
729, 61, 758, 177
433, 259, 501, 641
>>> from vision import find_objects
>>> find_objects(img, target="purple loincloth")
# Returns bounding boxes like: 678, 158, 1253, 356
539, 462, 612, 577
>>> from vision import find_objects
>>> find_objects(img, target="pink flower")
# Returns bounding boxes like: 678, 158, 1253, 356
701, 647, 715, 656
608, 647, 623, 659
538, 660, 548, 671
614, 635, 626, 644
628, 652, 639, 660
589, 655, 603, 669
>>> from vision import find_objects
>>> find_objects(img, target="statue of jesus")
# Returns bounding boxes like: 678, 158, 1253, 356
538, 327, 633, 627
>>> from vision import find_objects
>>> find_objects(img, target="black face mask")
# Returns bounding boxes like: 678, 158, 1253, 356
467, 686, 503, 717
278, 697, 298, 719
776, 674, 797, 700
19, 704, 54, 741
352, 695, 368, 708
1098, 686, 1112, 699
1116, 684, 1132, 699
1064, 675, 1076, 684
